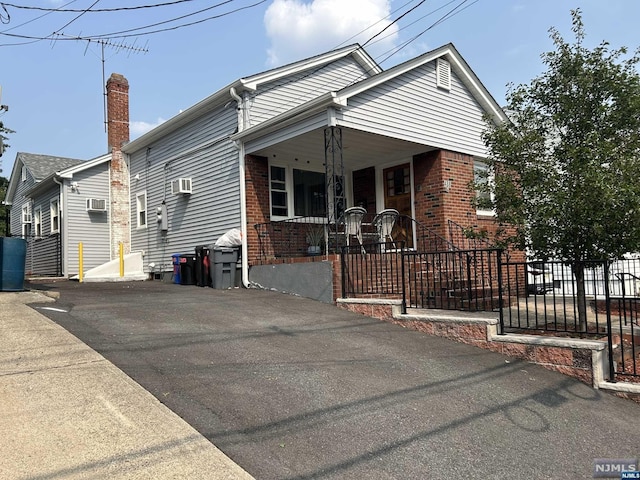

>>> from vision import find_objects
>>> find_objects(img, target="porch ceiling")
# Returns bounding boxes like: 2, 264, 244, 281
250, 127, 435, 171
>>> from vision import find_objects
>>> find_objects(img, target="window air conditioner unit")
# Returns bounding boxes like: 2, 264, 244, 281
86, 198, 107, 212
172, 177, 192, 195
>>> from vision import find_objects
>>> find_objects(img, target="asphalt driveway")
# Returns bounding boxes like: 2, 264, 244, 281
29, 280, 640, 479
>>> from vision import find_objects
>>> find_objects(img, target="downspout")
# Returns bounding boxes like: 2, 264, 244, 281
53, 176, 64, 276
230, 87, 250, 288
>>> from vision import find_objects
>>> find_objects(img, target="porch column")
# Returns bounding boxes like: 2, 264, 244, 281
324, 127, 345, 249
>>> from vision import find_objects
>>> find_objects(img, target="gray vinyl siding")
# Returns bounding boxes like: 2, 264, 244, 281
245, 111, 328, 154
249, 57, 371, 126
65, 163, 111, 276
29, 185, 61, 276
340, 61, 489, 158
129, 105, 240, 273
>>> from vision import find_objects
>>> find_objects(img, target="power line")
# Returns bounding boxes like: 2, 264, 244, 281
53, 0, 101, 35
0, 0, 198, 13
363, 0, 427, 47
70, 0, 238, 40
0, 0, 267, 43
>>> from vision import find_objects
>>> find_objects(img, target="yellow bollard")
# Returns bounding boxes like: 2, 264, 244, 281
78, 242, 84, 283
119, 242, 124, 277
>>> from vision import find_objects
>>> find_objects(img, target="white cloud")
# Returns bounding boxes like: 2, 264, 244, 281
264, 0, 399, 66
130, 117, 166, 138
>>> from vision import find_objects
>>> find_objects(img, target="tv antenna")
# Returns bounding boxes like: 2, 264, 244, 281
91, 38, 149, 133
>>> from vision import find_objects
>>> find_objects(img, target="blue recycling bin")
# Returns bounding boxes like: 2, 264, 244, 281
0, 237, 27, 292
171, 253, 181, 284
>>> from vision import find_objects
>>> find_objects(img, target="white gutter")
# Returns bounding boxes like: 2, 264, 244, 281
230, 87, 250, 288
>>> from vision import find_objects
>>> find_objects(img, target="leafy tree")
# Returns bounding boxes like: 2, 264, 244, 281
480, 9, 640, 331
0, 175, 7, 237
0, 120, 14, 173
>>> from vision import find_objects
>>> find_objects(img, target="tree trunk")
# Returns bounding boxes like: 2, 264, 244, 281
572, 262, 588, 333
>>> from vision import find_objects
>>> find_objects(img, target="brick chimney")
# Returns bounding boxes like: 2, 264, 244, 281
106, 73, 131, 259
106, 73, 130, 150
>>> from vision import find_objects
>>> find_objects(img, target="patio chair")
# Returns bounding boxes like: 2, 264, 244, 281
372, 208, 399, 251
342, 206, 367, 254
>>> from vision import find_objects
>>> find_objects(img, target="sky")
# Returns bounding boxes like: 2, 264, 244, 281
1, 0, 639, 178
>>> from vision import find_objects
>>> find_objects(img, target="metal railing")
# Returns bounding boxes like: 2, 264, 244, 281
447, 219, 494, 250
404, 247, 502, 312
254, 214, 457, 263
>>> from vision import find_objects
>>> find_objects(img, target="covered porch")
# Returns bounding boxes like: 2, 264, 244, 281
244, 124, 485, 265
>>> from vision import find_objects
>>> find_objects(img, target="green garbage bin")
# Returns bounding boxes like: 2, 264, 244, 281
0, 237, 27, 292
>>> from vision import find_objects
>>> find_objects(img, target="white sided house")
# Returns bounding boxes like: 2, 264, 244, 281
3, 73, 134, 279
122, 43, 508, 301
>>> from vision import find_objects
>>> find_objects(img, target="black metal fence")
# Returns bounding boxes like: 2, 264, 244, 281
340, 246, 639, 382
404, 248, 503, 312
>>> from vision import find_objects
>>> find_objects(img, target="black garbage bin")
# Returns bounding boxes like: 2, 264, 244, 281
179, 254, 196, 285
195, 245, 211, 287
209, 247, 239, 289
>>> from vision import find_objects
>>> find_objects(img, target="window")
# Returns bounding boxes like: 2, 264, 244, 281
34, 207, 42, 238
270, 166, 287, 217
21, 165, 27, 182
136, 192, 147, 228
21, 204, 31, 237
293, 169, 326, 217
474, 161, 493, 213
50, 199, 60, 233
270, 165, 331, 218
385, 166, 410, 197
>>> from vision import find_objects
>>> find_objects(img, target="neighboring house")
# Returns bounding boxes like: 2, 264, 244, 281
121, 43, 509, 300
3, 73, 131, 277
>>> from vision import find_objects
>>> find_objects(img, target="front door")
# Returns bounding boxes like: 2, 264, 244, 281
383, 164, 412, 247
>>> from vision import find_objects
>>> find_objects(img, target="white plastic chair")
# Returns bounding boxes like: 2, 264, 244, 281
372, 208, 399, 250
342, 206, 367, 254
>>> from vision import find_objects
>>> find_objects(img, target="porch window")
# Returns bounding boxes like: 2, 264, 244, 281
136, 191, 147, 228
50, 199, 60, 233
270, 165, 329, 218
270, 166, 287, 217
34, 207, 42, 238
293, 169, 326, 217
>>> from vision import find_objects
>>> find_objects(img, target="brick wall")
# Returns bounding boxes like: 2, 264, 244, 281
106, 73, 131, 258
245, 155, 270, 265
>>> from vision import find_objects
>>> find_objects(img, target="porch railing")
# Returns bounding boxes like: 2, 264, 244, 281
253, 214, 457, 263
447, 219, 494, 250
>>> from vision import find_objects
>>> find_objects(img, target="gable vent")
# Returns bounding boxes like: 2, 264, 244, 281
436, 57, 451, 91
172, 177, 192, 195
86, 198, 107, 212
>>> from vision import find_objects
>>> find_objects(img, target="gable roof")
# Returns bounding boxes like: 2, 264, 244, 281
25, 153, 112, 197
122, 44, 380, 154
4, 152, 85, 205
232, 43, 508, 144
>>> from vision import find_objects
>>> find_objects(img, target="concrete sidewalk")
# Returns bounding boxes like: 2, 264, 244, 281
0, 290, 253, 480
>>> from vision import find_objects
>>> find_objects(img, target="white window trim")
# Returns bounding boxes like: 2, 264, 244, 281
34, 207, 42, 238
268, 163, 346, 221
136, 191, 147, 229
21, 165, 27, 182
50, 199, 60, 234
21, 203, 32, 237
